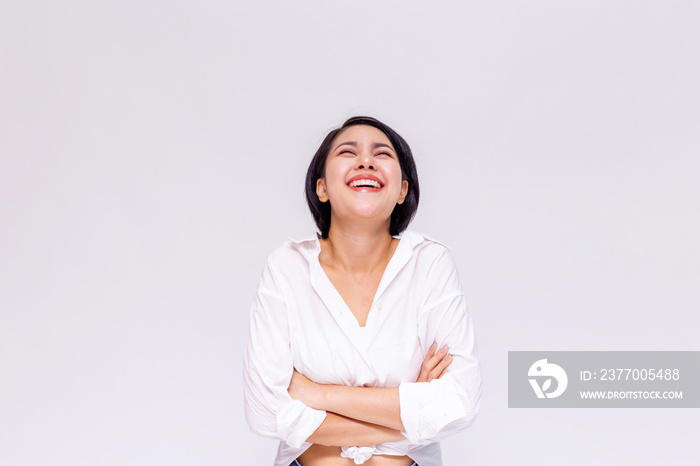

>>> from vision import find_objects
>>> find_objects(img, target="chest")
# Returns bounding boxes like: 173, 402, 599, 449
290, 280, 424, 386
321, 268, 383, 327
288, 259, 427, 386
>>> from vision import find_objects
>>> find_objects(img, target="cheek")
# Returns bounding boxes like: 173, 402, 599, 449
324, 159, 355, 193
324, 159, 348, 181
383, 159, 403, 179
384, 167, 405, 194
321, 166, 340, 191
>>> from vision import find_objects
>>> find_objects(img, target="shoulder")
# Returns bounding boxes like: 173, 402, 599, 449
402, 230, 454, 264
402, 230, 463, 291
254, 235, 318, 293
263, 234, 319, 273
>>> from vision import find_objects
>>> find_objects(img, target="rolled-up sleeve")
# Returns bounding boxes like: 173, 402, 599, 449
243, 258, 327, 448
398, 249, 482, 444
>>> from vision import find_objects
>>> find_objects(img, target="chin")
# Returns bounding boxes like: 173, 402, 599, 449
350, 206, 393, 221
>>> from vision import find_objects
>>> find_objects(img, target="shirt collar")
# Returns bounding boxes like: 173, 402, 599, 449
287, 230, 427, 263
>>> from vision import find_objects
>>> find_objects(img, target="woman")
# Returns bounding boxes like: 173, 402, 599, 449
243, 116, 481, 465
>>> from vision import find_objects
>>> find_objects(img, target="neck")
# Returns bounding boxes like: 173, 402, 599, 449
322, 221, 396, 275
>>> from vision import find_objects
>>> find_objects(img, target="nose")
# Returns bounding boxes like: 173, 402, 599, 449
355, 151, 375, 170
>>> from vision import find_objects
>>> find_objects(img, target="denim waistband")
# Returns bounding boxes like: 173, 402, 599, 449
290, 462, 418, 466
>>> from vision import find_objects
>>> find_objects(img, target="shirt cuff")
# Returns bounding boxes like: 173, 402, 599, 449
398, 379, 467, 444
276, 399, 327, 448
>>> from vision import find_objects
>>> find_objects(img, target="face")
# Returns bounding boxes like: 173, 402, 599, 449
316, 125, 409, 227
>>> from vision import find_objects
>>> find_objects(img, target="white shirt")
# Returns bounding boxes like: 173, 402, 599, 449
243, 230, 482, 466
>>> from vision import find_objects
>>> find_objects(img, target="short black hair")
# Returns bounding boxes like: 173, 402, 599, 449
305, 116, 420, 238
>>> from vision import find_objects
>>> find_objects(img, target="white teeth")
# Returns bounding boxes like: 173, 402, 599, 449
348, 179, 382, 188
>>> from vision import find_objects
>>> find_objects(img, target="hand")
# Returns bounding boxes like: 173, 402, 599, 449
416, 343, 452, 382
288, 369, 322, 409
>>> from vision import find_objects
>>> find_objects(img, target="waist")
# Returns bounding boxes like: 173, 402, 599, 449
296, 445, 416, 466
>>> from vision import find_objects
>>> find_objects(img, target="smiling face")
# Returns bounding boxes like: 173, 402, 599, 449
316, 124, 409, 231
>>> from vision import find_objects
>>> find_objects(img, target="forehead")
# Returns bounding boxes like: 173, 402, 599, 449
332, 125, 394, 149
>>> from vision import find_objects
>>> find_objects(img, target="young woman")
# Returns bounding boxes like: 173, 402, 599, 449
243, 117, 481, 466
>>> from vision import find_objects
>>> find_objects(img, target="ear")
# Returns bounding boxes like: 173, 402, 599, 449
316, 178, 329, 203
396, 179, 409, 205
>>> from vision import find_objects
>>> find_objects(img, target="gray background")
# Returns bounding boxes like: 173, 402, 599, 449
1, 1, 698, 465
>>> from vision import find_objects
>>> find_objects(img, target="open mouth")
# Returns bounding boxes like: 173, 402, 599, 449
346, 175, 384, 191
348, 179, 383, 189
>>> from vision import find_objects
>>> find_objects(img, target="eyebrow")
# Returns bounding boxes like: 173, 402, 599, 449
333, 141, 395, 152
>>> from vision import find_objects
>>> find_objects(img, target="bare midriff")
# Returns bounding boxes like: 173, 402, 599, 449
297, 445, 414, 466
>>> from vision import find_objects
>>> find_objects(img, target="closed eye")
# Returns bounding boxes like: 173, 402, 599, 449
375, 151, 393, 158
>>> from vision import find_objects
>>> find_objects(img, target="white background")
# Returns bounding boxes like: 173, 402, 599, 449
1, 1, 699, 464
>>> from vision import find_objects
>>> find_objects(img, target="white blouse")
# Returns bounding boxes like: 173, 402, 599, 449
243, 230, 482, 466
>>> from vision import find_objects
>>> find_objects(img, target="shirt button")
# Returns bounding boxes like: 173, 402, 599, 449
376, 302, 382, 310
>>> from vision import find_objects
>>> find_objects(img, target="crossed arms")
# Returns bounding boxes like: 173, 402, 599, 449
287, 344, 453, 446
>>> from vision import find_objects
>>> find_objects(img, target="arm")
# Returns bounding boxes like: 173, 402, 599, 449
305, 412, 405, 447
294, 376, 404, 430
289, 343, 454, 432
398, 250, 481, 444
243, 258, 327, 448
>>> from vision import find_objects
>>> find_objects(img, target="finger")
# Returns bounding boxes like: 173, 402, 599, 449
419, 346, 449, 382
427, 354, 453, 381
437, 354, 454, 378
429, 346, 449, 367
428, 355, 451, 381
418, 343, 439, 381
426, 342, 438, 358
424, 346, 448, 372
